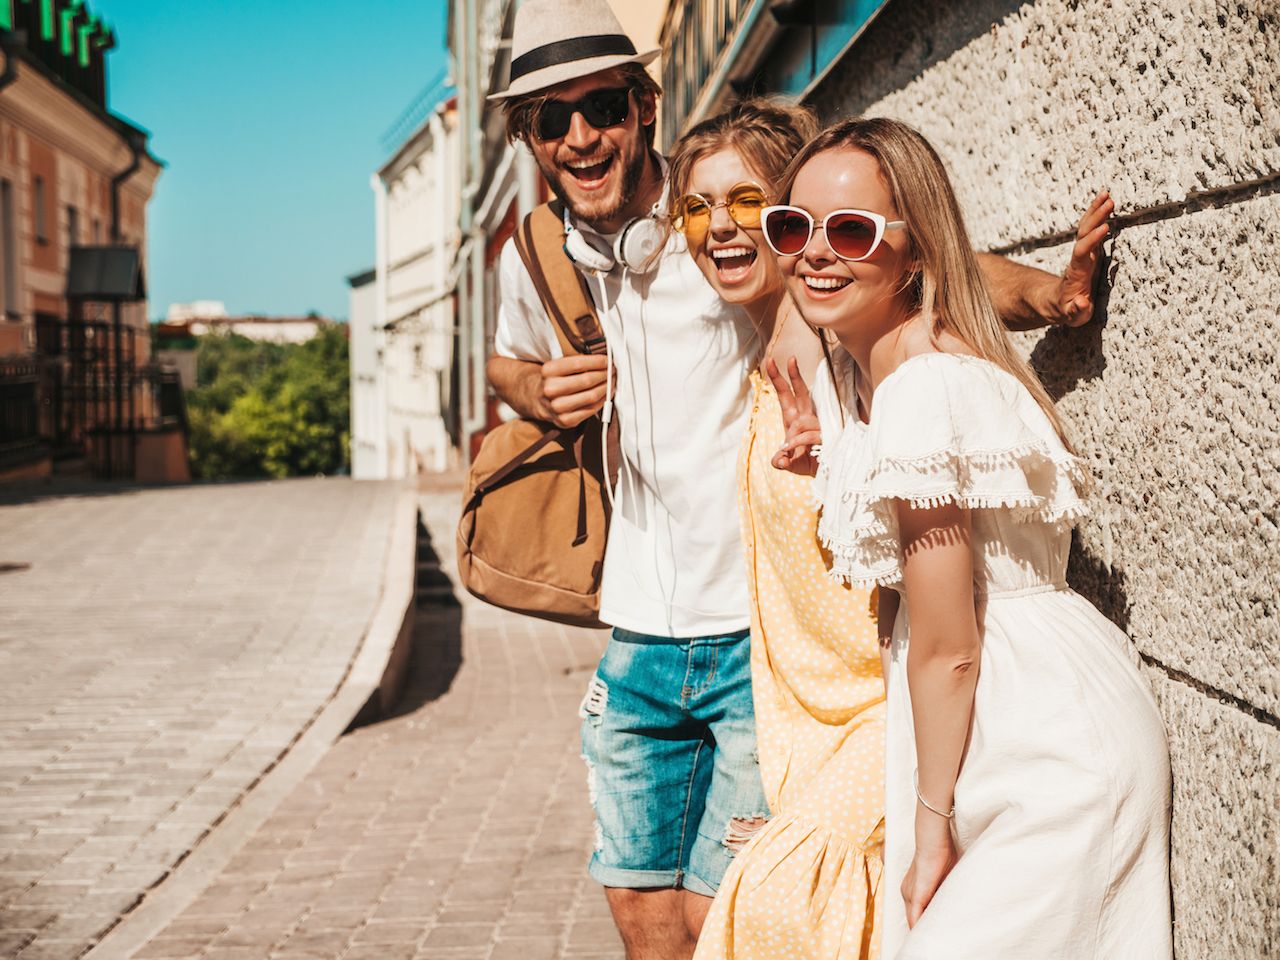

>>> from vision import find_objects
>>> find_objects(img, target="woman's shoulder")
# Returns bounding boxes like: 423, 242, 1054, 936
876, 351, 1009, 403
812, 351, 1090, 587
862, 350, 1089, 517
871, 352, 1056, 451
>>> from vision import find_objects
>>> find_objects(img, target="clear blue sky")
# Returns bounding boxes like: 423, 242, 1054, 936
102, 0, 450, 321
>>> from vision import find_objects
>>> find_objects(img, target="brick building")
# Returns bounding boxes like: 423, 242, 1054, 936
0, 0, 186, 482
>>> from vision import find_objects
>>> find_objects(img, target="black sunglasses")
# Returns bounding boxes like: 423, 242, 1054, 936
534, 87, 633, 141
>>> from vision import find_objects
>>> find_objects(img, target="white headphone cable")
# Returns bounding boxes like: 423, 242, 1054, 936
590, 262, 734, 622
593, 270, 618, 512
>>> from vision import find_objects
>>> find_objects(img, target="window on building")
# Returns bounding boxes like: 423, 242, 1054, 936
1, 180, 16, 317
33, 176, 48, 244
67, 205, 79, 248
92, 218, 101, 242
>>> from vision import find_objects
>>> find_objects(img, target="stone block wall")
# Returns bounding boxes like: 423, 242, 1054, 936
809, 2, 1279, 956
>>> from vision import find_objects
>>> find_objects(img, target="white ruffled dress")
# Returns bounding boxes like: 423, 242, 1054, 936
814, 354, 1172, 960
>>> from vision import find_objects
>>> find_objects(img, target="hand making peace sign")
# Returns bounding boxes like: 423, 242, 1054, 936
766, 356, 823, 477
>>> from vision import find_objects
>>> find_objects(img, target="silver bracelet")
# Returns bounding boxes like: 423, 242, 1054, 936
913, 769, 955, 819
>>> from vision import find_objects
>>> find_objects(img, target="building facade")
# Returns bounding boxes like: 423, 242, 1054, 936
0, 0, 185, 482
346, 267, 377, 480
659, 1, 1279, 955
448, 0, 524, 461
350, 91, 461, 481
166, 313, 333, 346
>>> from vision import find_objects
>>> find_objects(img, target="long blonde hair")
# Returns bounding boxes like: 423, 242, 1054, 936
667, 97, 819, 205
778, 117, 1073, 448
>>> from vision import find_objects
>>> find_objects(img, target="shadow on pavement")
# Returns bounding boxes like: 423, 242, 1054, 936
350, 513, 464, 730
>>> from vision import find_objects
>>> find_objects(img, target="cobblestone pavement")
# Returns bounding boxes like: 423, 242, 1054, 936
0, 479, 402, 959
123, 483, 621, 960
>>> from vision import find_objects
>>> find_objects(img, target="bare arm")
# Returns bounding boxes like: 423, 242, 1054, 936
896, 501, 981, 928
487, 355, 549, 421
487, 353, 610, 428
977, 190, 1114, 331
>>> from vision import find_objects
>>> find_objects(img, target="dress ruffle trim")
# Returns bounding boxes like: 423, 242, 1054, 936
811, 354, 1094, 589
815, 436, 1090, 590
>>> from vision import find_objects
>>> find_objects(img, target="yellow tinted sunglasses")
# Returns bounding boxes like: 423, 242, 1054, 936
670, 182, 770, 249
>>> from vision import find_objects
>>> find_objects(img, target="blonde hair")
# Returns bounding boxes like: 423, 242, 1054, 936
667, 97, 819, 202
779, 117, 1073, 449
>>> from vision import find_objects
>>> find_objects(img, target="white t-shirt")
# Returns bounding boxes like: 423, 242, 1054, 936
494, 215, 757, 638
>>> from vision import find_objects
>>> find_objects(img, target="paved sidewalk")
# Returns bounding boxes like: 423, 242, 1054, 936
121, 483, 621, 960
0, 479, 403, 959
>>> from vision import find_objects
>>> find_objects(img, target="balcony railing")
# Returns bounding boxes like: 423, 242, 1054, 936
0, 317, 189, 479
0, 356, 43, 469
661, 0, 758, 145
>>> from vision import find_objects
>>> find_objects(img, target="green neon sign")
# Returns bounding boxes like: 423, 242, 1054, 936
0, 2, 12, 32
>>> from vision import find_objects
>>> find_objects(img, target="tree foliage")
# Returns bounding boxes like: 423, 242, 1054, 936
186, 327, 349, 479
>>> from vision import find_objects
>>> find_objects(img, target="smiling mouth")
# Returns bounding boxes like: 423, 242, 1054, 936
802, 275, 852, 296
712, 246, 757, 282
564, 156, 615, 187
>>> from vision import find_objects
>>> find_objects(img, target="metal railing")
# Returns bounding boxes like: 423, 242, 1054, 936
0, 356, 43, 469
661, 0, 760, 144
0, 316, 190, 479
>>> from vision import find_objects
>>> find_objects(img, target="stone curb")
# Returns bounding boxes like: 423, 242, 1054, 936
82, 481, 420, 960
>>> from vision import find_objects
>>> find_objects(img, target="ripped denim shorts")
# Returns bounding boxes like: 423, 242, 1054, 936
579, 627, 769, 896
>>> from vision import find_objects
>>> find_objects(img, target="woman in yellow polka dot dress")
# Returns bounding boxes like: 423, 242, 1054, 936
668, 99, 888, 960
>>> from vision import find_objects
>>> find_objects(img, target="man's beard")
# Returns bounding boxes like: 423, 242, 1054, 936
540, 141, 649, 231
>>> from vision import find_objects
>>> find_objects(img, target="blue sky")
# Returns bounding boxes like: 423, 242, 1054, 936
101, 0, 450, 320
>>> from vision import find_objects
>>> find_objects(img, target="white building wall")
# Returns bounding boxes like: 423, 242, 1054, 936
347, 274, 380, 480
370, 104, 461, 478
186, 318, 325, 344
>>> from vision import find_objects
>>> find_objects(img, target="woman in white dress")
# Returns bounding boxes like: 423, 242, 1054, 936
763, 117, 1173, 959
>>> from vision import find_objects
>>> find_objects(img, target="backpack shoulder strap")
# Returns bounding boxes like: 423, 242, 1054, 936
513, 200, 608, 358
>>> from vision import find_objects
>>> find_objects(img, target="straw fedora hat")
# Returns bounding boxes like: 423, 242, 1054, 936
488, 0, 660, 101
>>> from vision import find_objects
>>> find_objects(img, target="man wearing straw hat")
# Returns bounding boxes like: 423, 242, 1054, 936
488, 8, 765, 950
486, 2, 1107, 956
489, 4, 760, 952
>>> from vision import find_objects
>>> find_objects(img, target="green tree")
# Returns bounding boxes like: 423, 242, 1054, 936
186, 326, 349, 479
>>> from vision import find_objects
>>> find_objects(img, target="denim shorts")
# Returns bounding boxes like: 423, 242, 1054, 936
578, 627, 769, 896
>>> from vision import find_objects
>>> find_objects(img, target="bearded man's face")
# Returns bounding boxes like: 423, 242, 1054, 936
524, 69, 657, 232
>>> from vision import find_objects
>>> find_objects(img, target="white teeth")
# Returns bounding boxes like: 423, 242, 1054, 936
804, 276, 851, 290
712, 247, 755, 259
567, 158, 610, 170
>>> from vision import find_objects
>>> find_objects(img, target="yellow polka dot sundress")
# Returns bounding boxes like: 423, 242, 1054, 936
695, 370, 887, 960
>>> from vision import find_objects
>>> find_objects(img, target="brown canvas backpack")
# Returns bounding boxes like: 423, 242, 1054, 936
455, 201, 614, 629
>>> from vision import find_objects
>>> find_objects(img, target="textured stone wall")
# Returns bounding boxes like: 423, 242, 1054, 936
808, 2, 1280, 956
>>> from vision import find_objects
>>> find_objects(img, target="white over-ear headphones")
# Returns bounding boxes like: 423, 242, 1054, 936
562, 205, 666, 276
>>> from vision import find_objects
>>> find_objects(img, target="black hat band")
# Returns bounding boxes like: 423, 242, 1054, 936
509, 34, 638, 82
